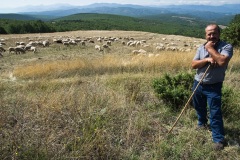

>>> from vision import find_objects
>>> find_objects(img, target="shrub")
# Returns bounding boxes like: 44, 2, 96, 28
221, 86, 239, 120
152, 72, 195, 110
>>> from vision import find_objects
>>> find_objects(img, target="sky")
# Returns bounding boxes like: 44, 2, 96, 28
0, 0, 239, 13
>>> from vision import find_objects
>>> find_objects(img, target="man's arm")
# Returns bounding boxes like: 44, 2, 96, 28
192, 58, 209, 69
192, 58, 212, 69
205, 41, 230, 67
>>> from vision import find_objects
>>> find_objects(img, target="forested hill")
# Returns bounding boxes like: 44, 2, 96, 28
0, 13, 207, 38
55, 13, 208, 37
0, 14, 38, 20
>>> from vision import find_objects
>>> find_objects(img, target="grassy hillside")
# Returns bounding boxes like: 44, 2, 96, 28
0, 31, 240, 159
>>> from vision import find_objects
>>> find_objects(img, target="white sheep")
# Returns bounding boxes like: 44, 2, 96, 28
42, 40, 50, 47
80, 41, 86, 46
15, 47, 25, 54
0, 46, 6, 52
102, 44, 110, 49
19, 42, 25, 45
24, 44, 32, 51
106, 41, 112, 46
0, 42, 6, 45
97, 37, 103, 43
88, 40, 95, 43
127, 41, 133, 46
28, 41, 38, 46
132, 50, 140, 55
129, 42, 136, 47
148, 53, 155, 58
156, 46, 165, 51
62, 41, 70, 46
16, 45, 25, 49
138, 49, 147, 53
8, 47, 16, 54
53, 39, 62, 44
95, 45, 102, 51
30, 46, 37, 53
69, 40, 77, 45
135, 41, 141, 47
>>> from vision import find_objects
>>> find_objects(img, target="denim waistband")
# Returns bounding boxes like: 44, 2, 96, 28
195, 80, 222, 85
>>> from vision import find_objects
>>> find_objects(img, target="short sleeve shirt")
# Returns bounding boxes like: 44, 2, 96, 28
193, 40, 233, 84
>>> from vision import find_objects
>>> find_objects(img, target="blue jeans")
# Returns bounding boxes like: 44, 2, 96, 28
192, 80, 224, 143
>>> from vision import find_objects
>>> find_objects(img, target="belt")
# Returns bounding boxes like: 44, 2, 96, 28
199, 81, 222, 85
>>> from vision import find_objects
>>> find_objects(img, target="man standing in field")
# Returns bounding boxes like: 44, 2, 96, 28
191, 24, 233, 150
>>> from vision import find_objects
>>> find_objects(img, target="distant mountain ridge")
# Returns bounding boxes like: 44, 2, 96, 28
18, 3, 240, 15
1, 3, 240, 14
0, 3, 239, 24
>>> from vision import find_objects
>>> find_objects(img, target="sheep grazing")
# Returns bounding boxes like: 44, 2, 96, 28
102, 44, 110, 49
97, 37, 103, 43
95, 45, 102, 51
132, 50, 140, 55
53, 39, 62, 44
0, 46, 5, 57
16, 45, 25, 49
42, 40, 50, 47
106, 41, 112, 46
88, 40, 95, 43
27, 41, 35, 46
69, 40, 77, 45
62, 41, 70, 46
24, 44, 32, 51
0, 42, 6, 45
15, 47, 26, 54
15, 42, 25, 45
8, 47, 16, 54
30, 46, 37, 53
79, 41, 86, 46
0, 46, 6, 52
156, 46, 165, 51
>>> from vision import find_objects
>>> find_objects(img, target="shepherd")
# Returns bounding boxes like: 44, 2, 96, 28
191, 24, 233, 151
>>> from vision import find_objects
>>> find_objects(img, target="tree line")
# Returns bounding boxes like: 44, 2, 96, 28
0, 20, 55, 34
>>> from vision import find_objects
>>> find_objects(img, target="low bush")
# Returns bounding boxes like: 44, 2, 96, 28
152, 72, 195, 110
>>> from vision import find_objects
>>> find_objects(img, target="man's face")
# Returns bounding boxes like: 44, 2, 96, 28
205, 25, 220, 43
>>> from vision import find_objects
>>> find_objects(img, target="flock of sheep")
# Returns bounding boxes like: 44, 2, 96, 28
0, 32, 204, 58
0, 39, 50, 56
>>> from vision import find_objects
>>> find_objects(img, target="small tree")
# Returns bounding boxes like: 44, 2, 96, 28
221, 14, 240, 47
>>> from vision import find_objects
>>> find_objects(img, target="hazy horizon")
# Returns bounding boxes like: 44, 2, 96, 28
0, 0, 239, 13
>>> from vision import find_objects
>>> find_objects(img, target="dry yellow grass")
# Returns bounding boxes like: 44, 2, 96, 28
13, 52, 195, 79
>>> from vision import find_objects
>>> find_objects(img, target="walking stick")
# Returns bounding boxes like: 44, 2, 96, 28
167, 64, 211, 135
